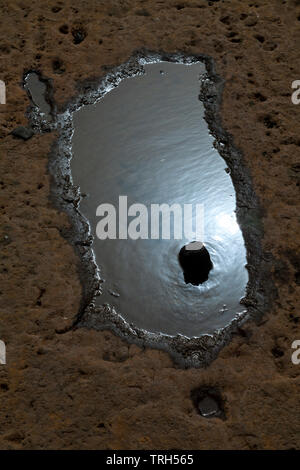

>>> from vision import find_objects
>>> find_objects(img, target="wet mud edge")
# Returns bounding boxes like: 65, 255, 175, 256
25, 50, 277, 368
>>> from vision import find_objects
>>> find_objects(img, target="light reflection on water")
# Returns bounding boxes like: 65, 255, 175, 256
71, 61, 248, 337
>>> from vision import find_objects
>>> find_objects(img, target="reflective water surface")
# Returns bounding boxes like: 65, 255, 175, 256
25, 72, 51, 117
71, 62, 248, 337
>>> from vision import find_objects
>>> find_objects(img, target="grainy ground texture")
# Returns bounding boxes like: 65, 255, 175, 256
0, 0, 299, 450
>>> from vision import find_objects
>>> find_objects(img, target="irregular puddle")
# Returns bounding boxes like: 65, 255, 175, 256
71, 61, 248, 337
24, 71, 52, 124
25, 52, 276, 366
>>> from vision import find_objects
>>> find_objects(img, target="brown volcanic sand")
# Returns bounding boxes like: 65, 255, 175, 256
0, 0, 299, 450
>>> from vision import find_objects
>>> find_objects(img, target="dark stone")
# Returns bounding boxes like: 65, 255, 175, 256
191, 386, 225, 419
11, 126, 34, 140
197, 396, 220, 417
178, 241, 213, 286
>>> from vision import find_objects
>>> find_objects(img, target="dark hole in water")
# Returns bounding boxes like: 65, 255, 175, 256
178, 241, 213, 286
70, 61, 248, 338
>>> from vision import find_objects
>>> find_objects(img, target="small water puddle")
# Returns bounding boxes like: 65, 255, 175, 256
24, 72, 52, 120
70, 61, 248, 337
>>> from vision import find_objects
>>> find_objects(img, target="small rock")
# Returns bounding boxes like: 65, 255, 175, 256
198, 396, 220, 418
11, 126, 34, 140
191, 386, 225, 419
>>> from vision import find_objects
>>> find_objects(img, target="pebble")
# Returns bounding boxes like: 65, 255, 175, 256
11, 126, 34, 140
